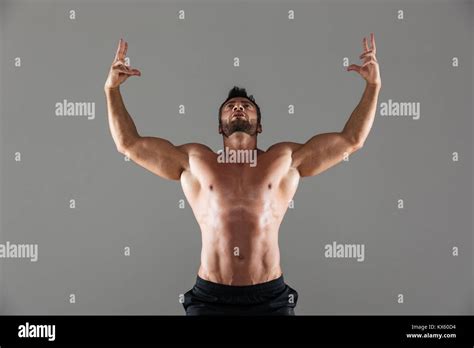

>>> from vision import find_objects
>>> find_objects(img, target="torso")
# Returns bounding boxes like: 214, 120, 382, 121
180, 144, 301, 285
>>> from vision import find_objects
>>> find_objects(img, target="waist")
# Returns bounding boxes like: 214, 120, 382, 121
199, 240, 281, 285
195, 273, 285, 295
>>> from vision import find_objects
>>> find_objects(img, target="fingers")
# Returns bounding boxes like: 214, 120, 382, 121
362, 33, 376, 53
114, 39, 122, 62
123, 41, 128, 58
113, 60, 141, 75
362, 37, 369, 52
114, 39, 124, 61
348, 58, 377, 72
114, 67, 141, 76
361, 60, 377, 68
129, 68, 141, 76
370, 32, 376, 53
348, 33, 378, 76
112, 57, 141, 75
359, 49, 374, 59
113, 38, 128, 62
359, 33, 377, 61
359, 52, 377, 63
113, 59, 126, 68
118, 40, 126, 60
346, 64, 361, 73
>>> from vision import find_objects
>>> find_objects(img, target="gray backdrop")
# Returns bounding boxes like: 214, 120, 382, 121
0, 0, 472, 315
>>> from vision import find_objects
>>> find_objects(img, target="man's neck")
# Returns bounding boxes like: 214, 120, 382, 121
223, 132, 257, 151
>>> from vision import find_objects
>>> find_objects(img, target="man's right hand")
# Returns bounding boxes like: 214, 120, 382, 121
104, 38, 141, 90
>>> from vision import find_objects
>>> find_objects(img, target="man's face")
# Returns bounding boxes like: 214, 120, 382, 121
219, 97, 261, 137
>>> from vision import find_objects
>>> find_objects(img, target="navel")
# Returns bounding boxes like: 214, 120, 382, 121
209, 185, 213, 191
268, 183, 272, 189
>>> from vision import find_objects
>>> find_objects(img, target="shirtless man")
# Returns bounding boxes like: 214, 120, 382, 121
104, 34, 381, 315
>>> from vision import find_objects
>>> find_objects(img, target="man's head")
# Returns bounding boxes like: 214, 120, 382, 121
218, 86, 262, 137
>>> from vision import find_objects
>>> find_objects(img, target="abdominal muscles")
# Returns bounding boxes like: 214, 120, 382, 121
197, 196, 285, 285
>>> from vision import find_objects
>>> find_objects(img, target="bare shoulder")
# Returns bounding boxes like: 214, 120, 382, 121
176, 143, 215, 156
265, 142, 303, 155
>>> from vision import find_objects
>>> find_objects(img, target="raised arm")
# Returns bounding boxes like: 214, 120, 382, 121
290, 33, 381, 177
104, 39, 188, 180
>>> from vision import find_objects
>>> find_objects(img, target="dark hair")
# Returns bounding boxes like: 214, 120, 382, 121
218, 86, 261, 126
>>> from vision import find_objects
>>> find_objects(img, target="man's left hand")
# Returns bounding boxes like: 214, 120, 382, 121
347, 33, 381, 86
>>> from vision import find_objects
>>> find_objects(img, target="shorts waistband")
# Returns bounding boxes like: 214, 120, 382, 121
195, 274, 286, 295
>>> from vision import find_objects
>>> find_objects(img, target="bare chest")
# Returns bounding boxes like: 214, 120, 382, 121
181, 151, 300, 203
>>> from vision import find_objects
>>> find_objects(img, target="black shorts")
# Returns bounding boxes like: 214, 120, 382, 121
182, 274, 298, 315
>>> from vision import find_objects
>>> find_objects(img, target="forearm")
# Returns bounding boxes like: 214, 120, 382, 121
104, 87, 140, 150
342, 82, 381, 145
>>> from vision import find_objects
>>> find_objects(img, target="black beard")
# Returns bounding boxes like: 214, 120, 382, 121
221, 118, 258, 137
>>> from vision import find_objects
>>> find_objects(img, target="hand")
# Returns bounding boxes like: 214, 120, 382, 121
104, 38, 141, 90
347, 33, 381, 86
